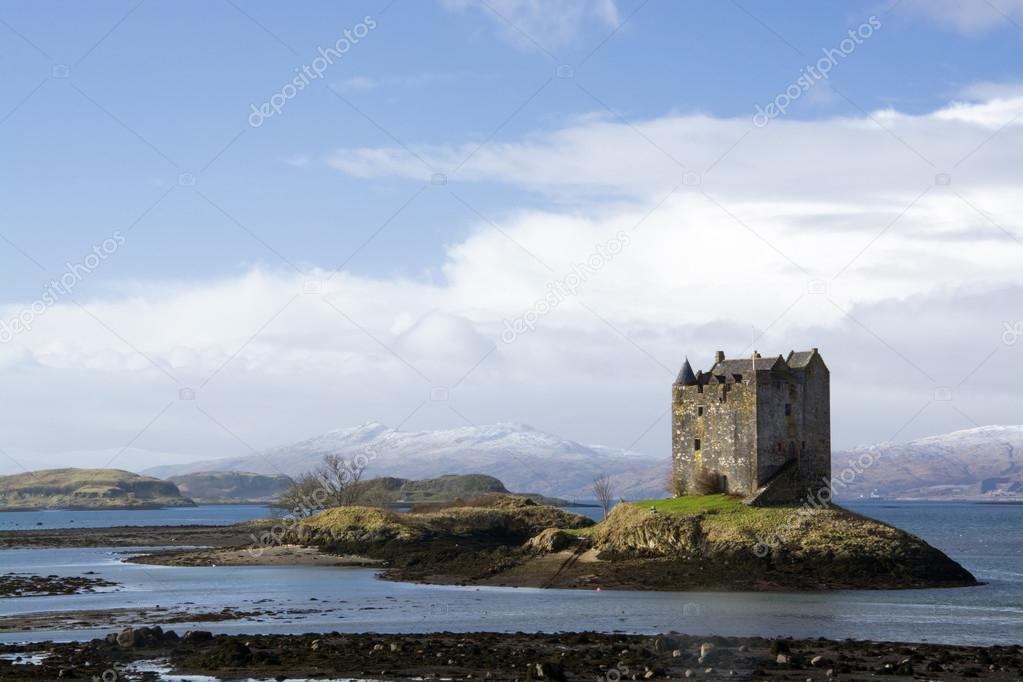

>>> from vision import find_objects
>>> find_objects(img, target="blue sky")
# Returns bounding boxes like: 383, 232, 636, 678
3, 0, 1020, 292
1, 0, 1022, 470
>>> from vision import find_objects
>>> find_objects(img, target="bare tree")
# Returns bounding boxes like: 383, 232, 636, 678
664, 464, 677, 497
592, 473, 614, 520
315, 453, 367, 507
276, 453, 369, 515
276, 472, 329, 518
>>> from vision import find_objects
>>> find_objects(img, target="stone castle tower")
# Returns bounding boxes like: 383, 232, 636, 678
671, 349, 830, 505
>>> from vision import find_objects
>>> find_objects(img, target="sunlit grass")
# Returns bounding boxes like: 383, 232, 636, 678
628, 494, 745, 515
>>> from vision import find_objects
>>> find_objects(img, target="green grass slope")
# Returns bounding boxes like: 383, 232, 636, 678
169, 471, 292, 503
569, 495, 978, 589
0, 468, 194, 510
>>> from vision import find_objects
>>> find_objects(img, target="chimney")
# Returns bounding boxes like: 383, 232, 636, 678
714, 350, 725, 363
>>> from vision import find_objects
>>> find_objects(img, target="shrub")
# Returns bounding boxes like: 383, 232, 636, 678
692, 467, 723, 495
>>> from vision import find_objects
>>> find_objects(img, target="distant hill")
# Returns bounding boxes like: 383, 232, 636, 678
343, 473, 572, 507
145, 422, 667, 501
349, 473, 507, 505
0, 468, 194, 510
833, 425, 1023, 501
167, 471, 293, 504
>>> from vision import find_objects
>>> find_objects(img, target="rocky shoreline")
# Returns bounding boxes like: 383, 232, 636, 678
0, 573, 118, 599
0, 522, 259, 549
2, 496, 978, 593
1, 629, 1020, 680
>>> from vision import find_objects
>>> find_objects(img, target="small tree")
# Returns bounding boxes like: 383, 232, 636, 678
315, 453, 367, 507
592, 473, 614, 520
692, 466, 723, 495
276, 472, 329, 518
276, 453, 369, 515
664, 464, 677, 497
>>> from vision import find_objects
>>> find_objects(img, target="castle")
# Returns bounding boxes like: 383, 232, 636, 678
671, 349, 830, 506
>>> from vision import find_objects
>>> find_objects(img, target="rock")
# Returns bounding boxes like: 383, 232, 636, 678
205, 639, 252, 666
700, 642, 715, 658
390, 642, 400, 652
672, 649, 682, 657
115, 627, 135, 648
182, 630, 213, 643
525, 660, 567, 681
684, 669, 694, 678
895, 657, 914, 675
811, 655, 831, 667
310, 639, 321, 651
776, 654, 790, 664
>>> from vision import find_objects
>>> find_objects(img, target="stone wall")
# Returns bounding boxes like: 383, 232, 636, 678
797, 354, 831, 493
672, 381, 758, 496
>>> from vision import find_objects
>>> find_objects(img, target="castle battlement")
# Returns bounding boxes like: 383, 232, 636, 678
671, 348, 831, 505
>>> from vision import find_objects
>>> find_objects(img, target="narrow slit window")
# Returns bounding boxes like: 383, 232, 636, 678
694, 438, 701, 451
697, 406, 704, 417
784, 403, 792, 416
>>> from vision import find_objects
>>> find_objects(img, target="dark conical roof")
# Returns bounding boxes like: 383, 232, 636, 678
675, 357, 697, 385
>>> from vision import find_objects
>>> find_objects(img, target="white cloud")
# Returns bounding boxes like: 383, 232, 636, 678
332, 72, 484, 92
327, 95, 1023, 197
899, 0, 1023, 34
440, 0, 620, 52
1, 90, 1022, 473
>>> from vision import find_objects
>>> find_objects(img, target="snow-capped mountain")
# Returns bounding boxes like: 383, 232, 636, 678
833, 425, 1023, 500
144, 422, 668, 501
143, 422, 1023, 502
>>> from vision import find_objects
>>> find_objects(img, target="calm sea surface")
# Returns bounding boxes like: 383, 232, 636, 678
0, 501, 1020, 646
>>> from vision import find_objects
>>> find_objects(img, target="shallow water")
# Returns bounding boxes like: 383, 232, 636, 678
0, 501, 1020, 646
0, 504, 272, 530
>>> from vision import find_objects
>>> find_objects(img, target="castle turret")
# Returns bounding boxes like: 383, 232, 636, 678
675, 357, 697, 386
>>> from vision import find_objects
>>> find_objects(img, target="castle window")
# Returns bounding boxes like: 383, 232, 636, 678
694, 438, 701, 451
801, 440, 806, 450
697, 406, 703, 417
784, 403, 792, 416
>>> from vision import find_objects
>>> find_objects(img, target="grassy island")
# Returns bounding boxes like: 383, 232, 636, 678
0, 468, 194, 510
287, 493, 977, 592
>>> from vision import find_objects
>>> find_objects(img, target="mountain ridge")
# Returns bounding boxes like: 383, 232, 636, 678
143, 422, 1023, 502
145, 422, 666, 500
